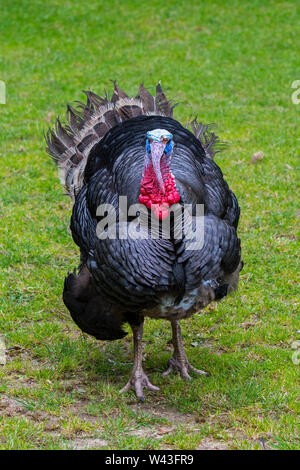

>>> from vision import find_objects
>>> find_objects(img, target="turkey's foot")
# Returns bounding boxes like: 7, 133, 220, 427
162, 320, 209, 380
120, 369, 160, 402
162, 353, 209, 380
120, 321, 159, 402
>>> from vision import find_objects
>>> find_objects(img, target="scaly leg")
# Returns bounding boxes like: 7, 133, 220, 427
162, 320, 209, 380
120, 321, 159, 401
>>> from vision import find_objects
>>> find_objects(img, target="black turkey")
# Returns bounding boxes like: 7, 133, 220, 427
46, 82, 242, 401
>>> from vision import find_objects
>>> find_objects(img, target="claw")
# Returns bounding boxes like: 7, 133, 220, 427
189, 363, 210, 376
163, 320, 210, 381
162, 355, 209, 379
120, 322, 160, 401
120, 369, 160, 401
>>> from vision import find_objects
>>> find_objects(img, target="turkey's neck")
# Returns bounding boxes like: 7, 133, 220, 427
139, 158, 180, 219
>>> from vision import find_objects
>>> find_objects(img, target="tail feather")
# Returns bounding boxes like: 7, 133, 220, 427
111, 81, 129, 103
155, 82, 178, 117
46, 81, 224, 199
66, 104, 85, 132
188, 118, 227, 159
136, 84, 156, 112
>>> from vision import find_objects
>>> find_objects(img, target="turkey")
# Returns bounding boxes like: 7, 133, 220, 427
46, 82, 242, 401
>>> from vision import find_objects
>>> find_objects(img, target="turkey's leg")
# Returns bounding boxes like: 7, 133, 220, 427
120, 321, 159, 402
162, 320, 209, 380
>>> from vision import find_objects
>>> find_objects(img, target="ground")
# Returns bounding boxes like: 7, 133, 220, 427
0, 0, 299, 450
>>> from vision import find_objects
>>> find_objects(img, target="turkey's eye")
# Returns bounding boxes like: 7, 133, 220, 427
149, 139, 153, 143
161, 138, 169, 145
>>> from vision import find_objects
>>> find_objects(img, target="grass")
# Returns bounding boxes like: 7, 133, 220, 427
0, 0, 299, 450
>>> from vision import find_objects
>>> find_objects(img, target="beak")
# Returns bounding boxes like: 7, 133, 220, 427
150, 141, 166, 193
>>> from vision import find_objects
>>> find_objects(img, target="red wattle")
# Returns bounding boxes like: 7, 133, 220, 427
139, 163, 180, 220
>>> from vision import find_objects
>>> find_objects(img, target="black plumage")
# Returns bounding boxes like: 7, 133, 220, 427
46, 82, 242, 400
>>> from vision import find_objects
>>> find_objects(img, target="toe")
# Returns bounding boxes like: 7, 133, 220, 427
180, 370, 192, 380
188, 364, 210, 376
147, 383, 160, 391
195, 369, 210, 376
119, 382, 131, 394
119, 370, 159, 401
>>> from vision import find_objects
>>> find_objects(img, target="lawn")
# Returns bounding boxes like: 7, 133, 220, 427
0, 0, 299, 450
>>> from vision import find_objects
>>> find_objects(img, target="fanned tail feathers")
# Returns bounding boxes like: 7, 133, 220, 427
45, 82, 224, 199
188, 118, 227, 159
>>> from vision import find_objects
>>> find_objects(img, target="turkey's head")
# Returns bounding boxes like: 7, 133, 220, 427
139, 129, 180, 220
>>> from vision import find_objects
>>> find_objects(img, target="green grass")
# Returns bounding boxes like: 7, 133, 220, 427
0, 0, 299, 450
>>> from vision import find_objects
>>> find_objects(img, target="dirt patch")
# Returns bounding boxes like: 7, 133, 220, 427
5, 345, 46, 369
0, 393, 101, 433
130, 403, 197, 426
0, 396, 26, 416
196, 438, 229, 450
125, 403, 202, 441
64, 437, 108, 450
127, 425, 175, 438
0, 394, 59, 427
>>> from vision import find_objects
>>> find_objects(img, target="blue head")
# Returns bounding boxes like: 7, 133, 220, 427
144, 129, 174, 191
146, 129, 173, 157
